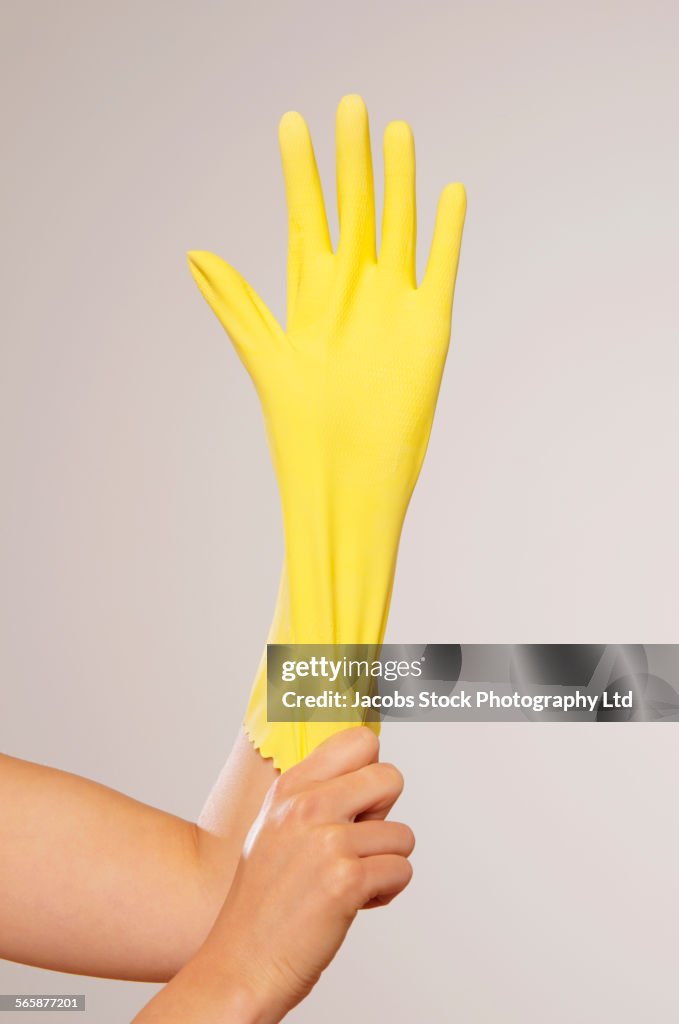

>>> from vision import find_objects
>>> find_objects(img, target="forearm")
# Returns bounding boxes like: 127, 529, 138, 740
0, 754, 210, 979
0, 729, 277, 981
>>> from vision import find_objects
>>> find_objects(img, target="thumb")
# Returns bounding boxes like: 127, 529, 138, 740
187, 250, 283, 364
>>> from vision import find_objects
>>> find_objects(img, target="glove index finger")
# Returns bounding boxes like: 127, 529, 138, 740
279, 110, 332, 257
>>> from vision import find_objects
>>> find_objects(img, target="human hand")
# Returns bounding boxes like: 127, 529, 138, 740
199, 727, 414, 1021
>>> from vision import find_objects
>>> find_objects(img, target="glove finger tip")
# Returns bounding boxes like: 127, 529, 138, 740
384, 120, 414, 149
336, 93, 369, 135
279, 109, 309, 147
441, 182, 467, 210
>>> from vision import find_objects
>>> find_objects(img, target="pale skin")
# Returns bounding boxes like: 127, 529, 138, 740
0, 727, 413, 1022
0, 728, 277, 981
133, 728, 413, 1023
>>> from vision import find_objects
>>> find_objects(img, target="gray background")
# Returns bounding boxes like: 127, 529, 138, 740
1, 1, 678, 1020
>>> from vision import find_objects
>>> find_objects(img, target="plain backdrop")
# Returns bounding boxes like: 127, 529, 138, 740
2, 1, 679, 1021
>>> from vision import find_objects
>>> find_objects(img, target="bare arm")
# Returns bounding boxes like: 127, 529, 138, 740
133, 730, 413, 1024
0, 728, 276, 981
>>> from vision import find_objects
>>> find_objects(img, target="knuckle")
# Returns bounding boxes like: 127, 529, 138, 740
286, 790, 320, 825
271, 772, 293, 802
318, 824, 345, 858
326, 858, 362, 904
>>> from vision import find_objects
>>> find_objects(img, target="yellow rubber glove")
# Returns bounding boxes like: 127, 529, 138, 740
188, 95, 466, 771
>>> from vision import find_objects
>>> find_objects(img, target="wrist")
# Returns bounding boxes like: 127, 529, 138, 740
182, 946, 284, 1024
196, 935, 303, 1024
217, 982, 271, 1024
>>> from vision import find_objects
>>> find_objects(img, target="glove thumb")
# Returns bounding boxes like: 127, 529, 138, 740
187, 251, 283, 369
